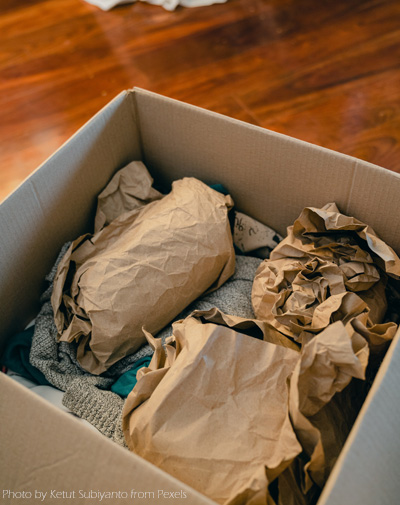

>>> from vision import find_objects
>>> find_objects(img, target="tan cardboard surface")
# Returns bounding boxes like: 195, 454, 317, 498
0, 373, 215, 505
0, 91, 142, 347
319, 329, 400, 505
133, 88, 400, 252
1, 88, 400, 504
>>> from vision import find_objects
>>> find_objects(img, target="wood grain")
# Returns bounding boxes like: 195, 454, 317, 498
1, 0, 400, 202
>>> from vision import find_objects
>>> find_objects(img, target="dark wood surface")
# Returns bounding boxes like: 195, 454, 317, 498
1, 0, 400, 202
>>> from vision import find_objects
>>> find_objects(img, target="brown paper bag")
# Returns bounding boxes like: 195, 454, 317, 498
52, 175, 235, 374
122, 310, 302, 505
252, 203, 400, 346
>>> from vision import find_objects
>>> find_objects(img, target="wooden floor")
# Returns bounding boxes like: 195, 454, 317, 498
1, 0, 400, 202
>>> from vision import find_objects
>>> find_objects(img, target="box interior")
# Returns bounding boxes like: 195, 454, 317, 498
1, 88, 400, 505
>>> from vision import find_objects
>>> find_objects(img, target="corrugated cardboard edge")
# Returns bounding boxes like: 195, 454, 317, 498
318, 327, 400, 505
0, 373, 216, 505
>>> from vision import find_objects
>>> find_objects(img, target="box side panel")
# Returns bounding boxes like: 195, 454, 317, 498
344, 158, 400, 253
0, 374, 215, 505
133, 89, 400, 254
318, 331, 400, 505
0, 91, 141, 345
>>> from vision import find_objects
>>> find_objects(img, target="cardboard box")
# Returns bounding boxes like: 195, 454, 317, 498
1, 88, 400, 505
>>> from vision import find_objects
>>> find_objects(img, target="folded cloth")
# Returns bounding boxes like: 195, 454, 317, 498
62, 379, 126, 445
1, 327, 50, 385
28, 243, 127, 443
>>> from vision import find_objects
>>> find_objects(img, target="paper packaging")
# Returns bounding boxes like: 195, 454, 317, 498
123, 309, 302, 505
252, 202, 400, 349
122, 309, 369, 505
1, 88, 400, 505
51, 163, 235, 375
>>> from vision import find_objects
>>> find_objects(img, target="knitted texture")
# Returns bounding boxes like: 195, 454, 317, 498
30, 242, 262, 445
63, 379, 126, 446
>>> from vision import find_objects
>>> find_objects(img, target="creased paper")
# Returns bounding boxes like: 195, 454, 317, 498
52, 167, 235, 375
122, 309, 302, 505
252, 203, 400, 350
270, 202, 400, 277
94, 161, 163, 232
289, 320, 369, 491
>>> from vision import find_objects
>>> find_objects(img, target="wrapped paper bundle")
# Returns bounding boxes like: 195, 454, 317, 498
122, 309, 371, 505
51, 163, 235, 374
122, 309, 302, 505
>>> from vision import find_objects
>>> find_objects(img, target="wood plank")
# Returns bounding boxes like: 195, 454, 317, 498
1, 0, 400, 201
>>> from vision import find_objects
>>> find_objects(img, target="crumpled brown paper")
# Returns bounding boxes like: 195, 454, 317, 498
252, 203, 400, 350
94, 161, 163, 232
270, 202, 400, 277
51, 166, 235, 374
288, 320, 369, 493
262, 318, 371, 505
122, 309, 302, 505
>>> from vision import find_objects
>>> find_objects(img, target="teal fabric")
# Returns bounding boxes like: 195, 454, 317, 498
210, 183, 229, 196
1, 326, 50, 385
111, 356, 152, 398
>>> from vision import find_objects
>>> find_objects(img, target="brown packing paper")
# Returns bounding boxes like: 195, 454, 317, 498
274, 460, 321, 505
288, 320, 369, 494
250, 202, 400, 503
94, 161, 163, 232
122, 309, 302, 505
252, 202, 400, 346
274, 377, 367, 505
52, 168, 235, 374
270, 203, 400, 278
267, 310, 396, 505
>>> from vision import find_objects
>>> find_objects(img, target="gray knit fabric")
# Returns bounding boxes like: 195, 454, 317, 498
30, 244, 262, 445
63, 379, 126, 446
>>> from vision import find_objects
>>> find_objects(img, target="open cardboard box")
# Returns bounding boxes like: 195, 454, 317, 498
1, 88, 400, 505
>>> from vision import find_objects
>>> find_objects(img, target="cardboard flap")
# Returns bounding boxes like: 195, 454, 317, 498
0, 373, 215, 505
